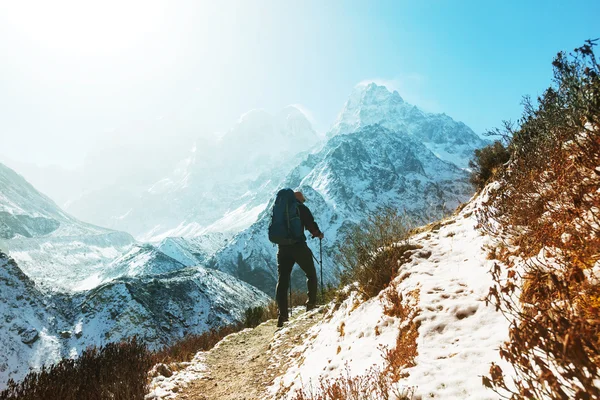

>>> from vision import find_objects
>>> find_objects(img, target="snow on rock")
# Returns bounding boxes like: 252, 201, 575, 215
330, 83, 489, 168
146, 352, 209, 399
0, 252, 65, 389
270, 196, 512, 399
157, 233, 232, 267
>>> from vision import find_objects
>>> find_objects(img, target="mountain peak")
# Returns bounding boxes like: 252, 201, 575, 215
329, 82, 488, 168
353, 82, 404, 105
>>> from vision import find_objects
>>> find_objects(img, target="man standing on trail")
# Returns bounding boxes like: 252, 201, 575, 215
268, 189, 324, 328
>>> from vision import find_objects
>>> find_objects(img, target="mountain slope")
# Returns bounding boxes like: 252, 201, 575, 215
330, 83, 488, 168
0, 162, 137, 291
63, 266, 270, 351
0, 252, 270, 390
0, 252, 65, 388
211, 124, 473, 293
157, 233, 231, 267
0, 162, 109, 239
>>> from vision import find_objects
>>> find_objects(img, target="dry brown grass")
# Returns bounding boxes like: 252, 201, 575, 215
480, 40, 600, 399
150, 324, 245, 366
0, 338, 151, 400
380, 289, 420, 382
337, 207, 418, 299
291, 366, 415, 400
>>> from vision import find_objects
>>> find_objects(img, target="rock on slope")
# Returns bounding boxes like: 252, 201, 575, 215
211, 124, 473, 294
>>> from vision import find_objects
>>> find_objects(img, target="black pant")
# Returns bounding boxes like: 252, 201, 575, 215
276, 242, 318, 318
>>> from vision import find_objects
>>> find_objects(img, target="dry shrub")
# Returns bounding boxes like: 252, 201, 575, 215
150, 323, 244, 366
380, 289, 420, 382
0, 338, 151, 400
480, 40, 600, 399
469, 141, 511, 189
381, 280, 415, 319
291, 366, 415, 400
337, 207, 417, 299
290, 290, 309, 309
245, 300, 279, 328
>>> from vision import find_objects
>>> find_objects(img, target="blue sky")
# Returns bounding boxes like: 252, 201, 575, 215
0, 0, 598, 168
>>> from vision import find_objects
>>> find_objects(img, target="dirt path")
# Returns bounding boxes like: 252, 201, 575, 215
179, 307, 323, 400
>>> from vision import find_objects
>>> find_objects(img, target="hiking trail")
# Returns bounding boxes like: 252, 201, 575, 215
157, 307, 323, 400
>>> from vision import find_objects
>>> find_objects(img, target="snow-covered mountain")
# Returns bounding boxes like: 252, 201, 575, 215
65, 106, 321, 242
330, 83, 488, 168
157, 233, 231, 267
210, 123, 474, 294
0, 162, 136, 291
98, 243, 188, 282
0, 251, 269, 389
0, 252, 66, 390
0, 162, 111, 239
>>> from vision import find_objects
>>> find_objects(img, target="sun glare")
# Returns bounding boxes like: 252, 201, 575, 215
2, 0, 165, 55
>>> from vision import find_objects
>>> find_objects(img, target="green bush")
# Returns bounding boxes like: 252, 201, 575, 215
468, 141, 510, 189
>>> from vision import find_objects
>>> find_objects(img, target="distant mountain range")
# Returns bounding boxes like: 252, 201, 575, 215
64, 105, 321, 242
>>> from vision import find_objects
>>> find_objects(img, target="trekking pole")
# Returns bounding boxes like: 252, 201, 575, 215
320, 238, 323, 300
289, 278, 292, 317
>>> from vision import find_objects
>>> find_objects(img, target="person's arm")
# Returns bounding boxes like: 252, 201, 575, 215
299, 204, 323, 238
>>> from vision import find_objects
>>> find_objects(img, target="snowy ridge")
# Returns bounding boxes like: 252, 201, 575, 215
99, 243, 188, 282
270, 194, 513, 399
330, 83, 489, 168
211, 124, 473, 293
157, 233, 231, 267
0, 162, 113, 239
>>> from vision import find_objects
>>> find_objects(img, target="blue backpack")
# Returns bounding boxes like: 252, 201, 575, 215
268, 188, 304, 245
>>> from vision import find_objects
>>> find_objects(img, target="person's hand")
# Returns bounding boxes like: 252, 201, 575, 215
317, 232, 324, 239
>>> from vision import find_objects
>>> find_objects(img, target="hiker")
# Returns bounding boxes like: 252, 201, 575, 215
268, 189, 324, 328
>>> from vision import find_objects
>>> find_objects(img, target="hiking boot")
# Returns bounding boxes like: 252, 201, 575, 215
277, 316, 288, 328
306, 303, 317, 312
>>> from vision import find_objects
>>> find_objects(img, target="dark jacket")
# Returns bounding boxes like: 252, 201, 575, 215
298, 203, 322, 240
